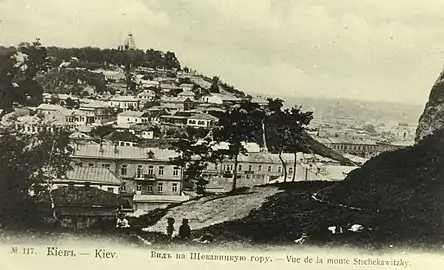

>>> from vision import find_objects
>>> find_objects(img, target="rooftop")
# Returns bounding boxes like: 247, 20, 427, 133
109, 95, 139, 102
72, 143, 179, 162
62, 166, 121, 186
118, 111, 148, 117
188, 113, 218, 121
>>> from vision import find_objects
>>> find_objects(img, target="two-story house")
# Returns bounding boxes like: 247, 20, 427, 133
71, 144, 189, 211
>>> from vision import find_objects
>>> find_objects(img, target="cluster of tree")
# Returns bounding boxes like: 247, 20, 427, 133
169, 99, 314, 193
36, 68, 110, 96
0, 41, 50, 116
46, 47, 181, 70
0, 128, 73, 228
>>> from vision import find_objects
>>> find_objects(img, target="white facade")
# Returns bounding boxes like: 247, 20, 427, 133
117, 111, 149, 128
201, 94, 224, 105
109, 96, 140, 111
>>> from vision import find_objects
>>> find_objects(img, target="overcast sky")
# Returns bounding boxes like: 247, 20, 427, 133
1, 0, 444, 105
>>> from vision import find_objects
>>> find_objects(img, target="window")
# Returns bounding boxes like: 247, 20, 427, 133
214, 164, 218, 170
107, 187, 114, 193
278, 166, 282, 173
136, 183, 142, 192
238, 165, 242, 171
230, 165, 234, 171
147, 185, 153, 192
189, 120, 196, 124
148, 166, 154, 176
159, 166, 164, 175
157, 182, 163, 192
197, 120, 205, 125
248, 165, 252, 172
288, 167, 293, 175
173, 167, 180, 176
102, 164, 110, 169
268, 166, 272, 172
172, 183, 178, 192
89, 163, 94, 167
246, 174, 251, 179
121, 165, 128, 175
258, 165, 262, 172
136, 165, 143, 178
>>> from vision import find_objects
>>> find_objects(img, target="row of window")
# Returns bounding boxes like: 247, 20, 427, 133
78, 163, 181, 178
66, 116, 86, 122
222, 164, 281, 173
124, 165, 180, 178
332, 144, 378, 151
188, 119, 207, 125
125, 117, 149, 123
134, 182, 178, 192
238, 174, 267, 180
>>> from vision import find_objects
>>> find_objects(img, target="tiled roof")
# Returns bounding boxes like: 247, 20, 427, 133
72, 143, 179, 161
63, 166, 122, 185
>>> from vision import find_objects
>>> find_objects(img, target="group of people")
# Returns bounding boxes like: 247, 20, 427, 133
166, 217, 191, 240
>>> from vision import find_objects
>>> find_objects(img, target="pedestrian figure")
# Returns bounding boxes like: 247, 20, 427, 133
166, 218, 175, 240
178, 218, 191, 239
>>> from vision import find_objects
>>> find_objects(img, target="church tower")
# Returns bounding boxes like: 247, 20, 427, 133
122, 32, 136, 50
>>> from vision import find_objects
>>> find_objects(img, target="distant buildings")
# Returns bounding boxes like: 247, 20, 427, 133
315, 136, 413, 158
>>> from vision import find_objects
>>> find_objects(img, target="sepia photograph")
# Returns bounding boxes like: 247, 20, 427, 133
0, 1, 443, 269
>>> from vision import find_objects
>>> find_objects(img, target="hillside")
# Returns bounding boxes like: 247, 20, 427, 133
128, 182, 384, 247
317, 129, 444, 245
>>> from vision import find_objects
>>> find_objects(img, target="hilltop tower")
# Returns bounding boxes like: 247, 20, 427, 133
122, 32, 136, 50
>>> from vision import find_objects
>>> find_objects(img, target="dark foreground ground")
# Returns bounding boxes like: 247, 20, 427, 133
0, 182, 442, 252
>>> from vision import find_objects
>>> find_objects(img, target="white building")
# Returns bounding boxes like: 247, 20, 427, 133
129, 124, 155, 140
178, 91, 195, 100
186, 113, 218, 128
109, 95, 140, 111
137, 90, 156, 105
117, 111, 150, 128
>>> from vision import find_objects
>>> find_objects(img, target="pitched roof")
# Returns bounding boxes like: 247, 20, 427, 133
72, 143, 178, 161
63, 166, 121, 186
